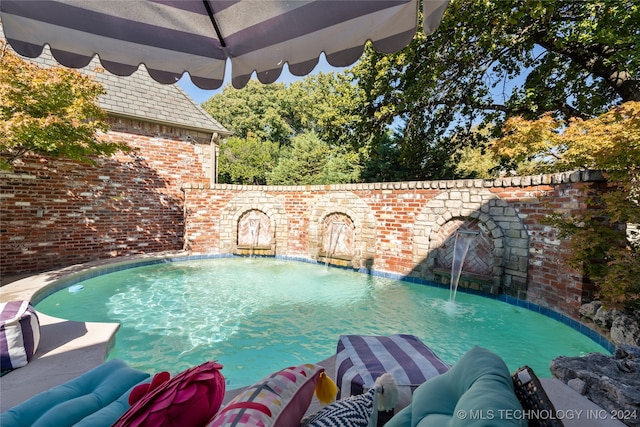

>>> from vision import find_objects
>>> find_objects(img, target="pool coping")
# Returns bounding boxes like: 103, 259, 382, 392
0, 251, 616, 413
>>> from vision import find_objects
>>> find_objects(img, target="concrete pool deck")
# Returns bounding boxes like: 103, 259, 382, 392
0, 254, 626, 426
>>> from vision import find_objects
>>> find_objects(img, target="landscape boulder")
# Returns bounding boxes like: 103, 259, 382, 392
550, 346, 640, 427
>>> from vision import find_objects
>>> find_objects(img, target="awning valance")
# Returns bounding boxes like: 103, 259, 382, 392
1, 0, 448, 89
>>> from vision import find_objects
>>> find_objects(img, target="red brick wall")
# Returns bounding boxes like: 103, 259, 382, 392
2, 124, 605, 319
490, 182, 586, 316
183, 173, 603, 318
1, 117, 211, 275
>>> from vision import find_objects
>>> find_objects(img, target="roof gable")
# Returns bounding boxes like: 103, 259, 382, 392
2, 25, 230, 135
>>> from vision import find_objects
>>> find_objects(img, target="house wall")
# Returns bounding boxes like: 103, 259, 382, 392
0, 117, 212, 275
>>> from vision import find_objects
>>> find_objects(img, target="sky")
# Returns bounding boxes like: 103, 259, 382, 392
178, 55, 349, 104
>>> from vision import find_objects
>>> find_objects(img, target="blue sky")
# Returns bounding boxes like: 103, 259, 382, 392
178, 55, 349, 104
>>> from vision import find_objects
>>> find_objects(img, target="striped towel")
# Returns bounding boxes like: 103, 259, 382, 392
1, 301, 40, 373
335, 335, 449, 410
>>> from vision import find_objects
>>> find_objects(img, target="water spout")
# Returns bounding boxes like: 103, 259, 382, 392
449, 230, 478, 302
325, 222, 345, 268
248, 219, 260, 258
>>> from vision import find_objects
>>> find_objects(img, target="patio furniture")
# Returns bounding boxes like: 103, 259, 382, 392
385, 346, 527, 427
335, 334, 450, 413
0, 359, 149, 427
0, 301, 40, 374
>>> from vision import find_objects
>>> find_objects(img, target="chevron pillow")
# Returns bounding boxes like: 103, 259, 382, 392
300, 388, 375, 427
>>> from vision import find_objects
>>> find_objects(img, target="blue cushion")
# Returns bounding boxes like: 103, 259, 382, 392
0, 359, 149, 427
386, 347, 526, 427
72, 381, 146, 427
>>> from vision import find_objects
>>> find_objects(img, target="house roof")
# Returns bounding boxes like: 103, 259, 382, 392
2, 25, 230, 136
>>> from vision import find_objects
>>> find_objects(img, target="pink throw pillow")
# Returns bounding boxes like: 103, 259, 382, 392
113, 360, 225, 427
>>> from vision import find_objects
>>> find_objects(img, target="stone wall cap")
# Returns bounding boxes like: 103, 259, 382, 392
193, 170, 605, 191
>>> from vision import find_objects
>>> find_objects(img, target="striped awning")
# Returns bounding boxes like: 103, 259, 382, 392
0, 0, 448, 89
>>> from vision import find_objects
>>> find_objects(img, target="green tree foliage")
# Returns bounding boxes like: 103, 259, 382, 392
202, 81, 295, 145
493, 101, 640, 309
359, 131, 407, 182
202, 73, 357, 147
455, 145, 500, 179
218, 135, 279, 185
267, 132, 360, 185
352, 0, 639, 180
202, 72, 360, 184
0, 41, 126, 169
286, 72, 361, 148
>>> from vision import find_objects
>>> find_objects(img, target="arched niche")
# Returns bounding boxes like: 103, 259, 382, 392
319, 213, 355, 266
237, 209, 272, 255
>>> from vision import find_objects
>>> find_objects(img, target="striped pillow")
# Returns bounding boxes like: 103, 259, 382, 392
335, 334, 449, 411
0, 301, 41, 373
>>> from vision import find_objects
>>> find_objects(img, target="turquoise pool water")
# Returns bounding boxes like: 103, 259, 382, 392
36, 257, 609, 388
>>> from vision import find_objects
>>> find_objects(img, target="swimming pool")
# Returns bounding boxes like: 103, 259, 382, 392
35, 257, 610, 388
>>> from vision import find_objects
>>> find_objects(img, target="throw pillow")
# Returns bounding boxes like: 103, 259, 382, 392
209, 363, 335, 427
301, 372, 398, 427
113, 360, 225, 427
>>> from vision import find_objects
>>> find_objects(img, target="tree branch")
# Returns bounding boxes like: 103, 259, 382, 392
531, 32, 639, 102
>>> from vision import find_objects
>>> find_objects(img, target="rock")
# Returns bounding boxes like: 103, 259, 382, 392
550, 346, 640, 427
579, 301, 602, 320
611, 311, 640, 347
593, 305, 620, 329
567, 378, 586, 394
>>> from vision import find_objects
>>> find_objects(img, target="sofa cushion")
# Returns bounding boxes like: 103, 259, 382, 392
385, 346, 527, 427
0, 359, 149, 427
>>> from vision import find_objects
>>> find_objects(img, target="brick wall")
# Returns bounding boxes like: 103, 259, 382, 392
2, 124, 605, 319
183, 171, 604, 318
1, 117, 212, 275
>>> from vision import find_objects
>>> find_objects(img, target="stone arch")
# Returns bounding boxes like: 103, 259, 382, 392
308, 192, 376, 269
412, 188, 528, 295
219, 191, 287, 255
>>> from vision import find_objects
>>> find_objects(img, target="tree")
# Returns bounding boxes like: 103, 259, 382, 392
359, 131, 410, 182
0, 41, 125, 169
202, 81, 295, 146
202, 73, 357, 148
267, 132, 360, 185
202, 72, 359, 184
218, 135, 279, 185
492, 101, 640, 309
455, 145, 500, 179
352, 0, 639, 180
287, 72, 361, 148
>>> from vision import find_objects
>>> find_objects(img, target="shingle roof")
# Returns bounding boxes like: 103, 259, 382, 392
2, 26, 230, 135
91, 60, 231, 135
